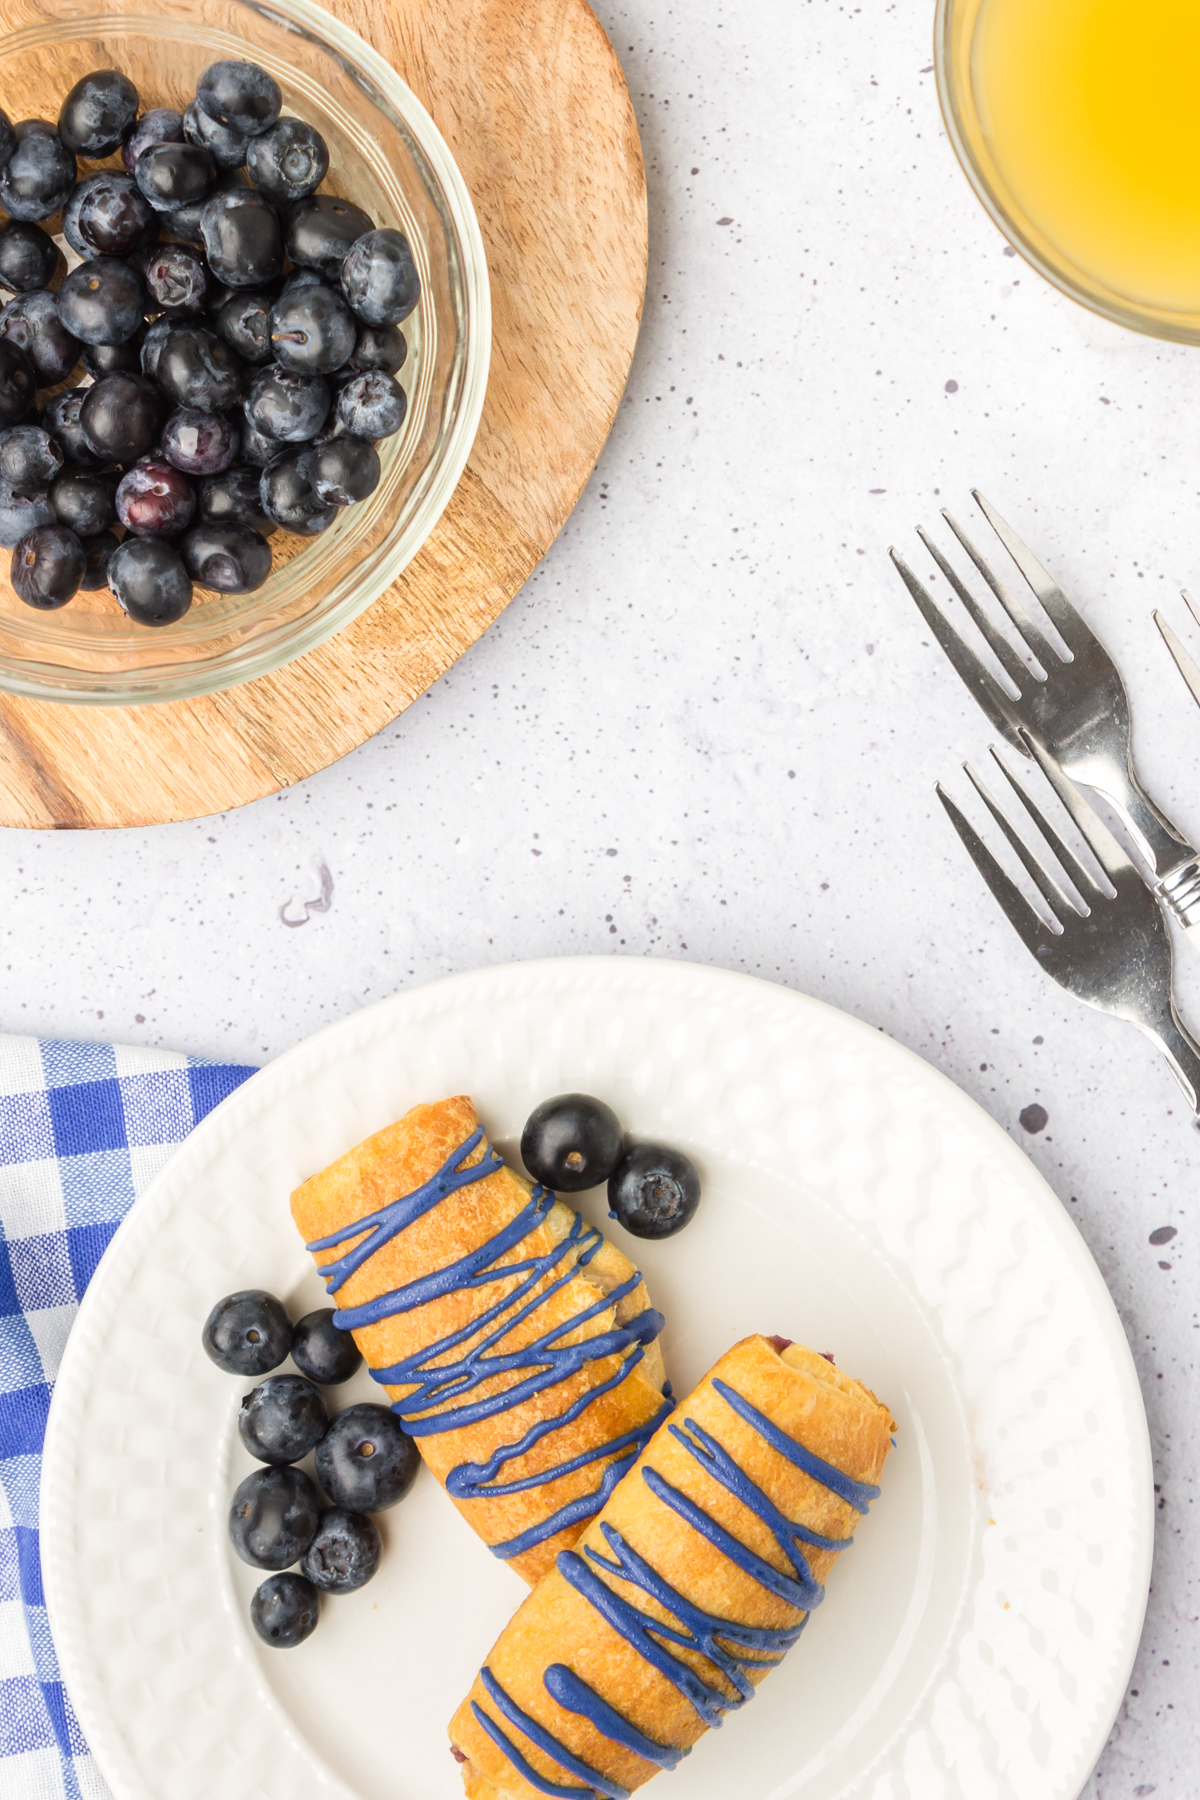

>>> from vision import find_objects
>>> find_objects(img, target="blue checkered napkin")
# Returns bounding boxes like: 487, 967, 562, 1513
0, 1035, 255, 1800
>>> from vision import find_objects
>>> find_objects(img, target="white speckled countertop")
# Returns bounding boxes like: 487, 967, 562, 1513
3, 3, 1197, 1792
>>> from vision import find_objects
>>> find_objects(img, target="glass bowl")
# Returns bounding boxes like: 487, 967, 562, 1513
935, 0, 1200, 344
0, 0, 490, 703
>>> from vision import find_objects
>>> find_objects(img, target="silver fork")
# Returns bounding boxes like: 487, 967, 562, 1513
890, 491, 1200, 932
938, 732, 1200, 1113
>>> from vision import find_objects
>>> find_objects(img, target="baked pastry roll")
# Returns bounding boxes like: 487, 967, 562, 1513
449, 1333, 893, 1799
290, 1096, 671, 1585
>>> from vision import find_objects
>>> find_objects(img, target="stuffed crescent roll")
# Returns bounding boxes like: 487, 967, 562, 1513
449, 1333, 893, 1799
290, 1096, 672, 1586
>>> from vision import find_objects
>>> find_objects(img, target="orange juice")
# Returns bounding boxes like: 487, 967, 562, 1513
974, 0, 1200, 312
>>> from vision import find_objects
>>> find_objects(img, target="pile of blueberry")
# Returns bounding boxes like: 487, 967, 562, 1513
0, 62, 418, 624
202, 1288, 419, 1649
521, 1093, 702, 1238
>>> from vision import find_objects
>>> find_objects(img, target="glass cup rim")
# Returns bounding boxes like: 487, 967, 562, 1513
934, 0, 1200, 347
0, 0, 491, 705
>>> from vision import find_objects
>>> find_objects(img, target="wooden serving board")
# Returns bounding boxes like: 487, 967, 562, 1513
0, 0, 647, 828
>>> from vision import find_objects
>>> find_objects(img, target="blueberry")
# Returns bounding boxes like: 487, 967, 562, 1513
0, 291, 81, 389
349, 321, 408, 376
83, 334, 144, 379
334, 371, 406, 440
201, 187, 283, 289
139, 243, 210, 318
229, 1465, 320, 1570
116, 461, 195, 538
0, 424, 63, 497
183, 98, 248, 171
140, 317, 173, 384
135, 141, 215, 213
0, 222, 59, 294
284, 195, 374, 280
246, 364, 330, 443
43, 388, 103, 468
216, 288, 275, 363
121, 107, 184, 174
161, 406, 238, 476
268, 284, 355, 377
340, 229, 420, 327
0, 110, 13, 172
11, 523, 84, 609
607, 1143, 701, 1239
250, 1571, 320, 1648
50, 470, 116, 537
0, 340, 36, 428
108, 535, 192, 625
302, 436, 380, 506
80, 373, 165, 463
519, 1094, 623, 1192
260, 450, 337, 534
58, 70, 139, 158
201, 1288, 292, 1374
246, 117, 328, 203
197, 464, 276, 537
290, 1308, 362, 1384
0, 121, 76, 222
239, 405, 280, 468
78, 528, 119, 590
238, 1373, 327, 1464
0, 481, 51, 548
170, 168, 248, 248
57, 258, 145, 348
157, 325, 243, 411
197, 61, 282, 138
300, 1507, 381, 1593
181, 519, 271, 591
315, 1404, 418, 1511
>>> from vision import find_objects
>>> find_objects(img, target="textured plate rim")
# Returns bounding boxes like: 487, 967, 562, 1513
39, 956, 1154, 1800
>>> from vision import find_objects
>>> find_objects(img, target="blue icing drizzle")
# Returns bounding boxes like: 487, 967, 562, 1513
471, 1375, 878, 1793
305, 1127, 669, 1562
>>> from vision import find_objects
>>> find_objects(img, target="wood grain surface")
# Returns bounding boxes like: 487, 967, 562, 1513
0, 0, 647, 829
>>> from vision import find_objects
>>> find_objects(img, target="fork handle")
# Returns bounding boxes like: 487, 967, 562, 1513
1113, 767, 1194, 872
1139, 1002, 1200, 1117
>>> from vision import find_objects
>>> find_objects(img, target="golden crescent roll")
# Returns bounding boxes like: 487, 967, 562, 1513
290, 1096, 671, 1585
449, 1334, 893, 1799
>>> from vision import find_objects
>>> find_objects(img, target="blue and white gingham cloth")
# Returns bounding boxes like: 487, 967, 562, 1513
0, 1035, 255, 1800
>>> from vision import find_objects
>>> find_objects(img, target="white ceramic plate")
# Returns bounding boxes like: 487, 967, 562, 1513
40, 958, 1152, 1800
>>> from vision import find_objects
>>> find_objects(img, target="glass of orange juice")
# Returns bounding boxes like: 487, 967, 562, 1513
937, 0, 1200, 341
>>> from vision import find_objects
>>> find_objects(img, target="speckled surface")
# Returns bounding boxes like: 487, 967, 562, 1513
2, 2, 1197, 1792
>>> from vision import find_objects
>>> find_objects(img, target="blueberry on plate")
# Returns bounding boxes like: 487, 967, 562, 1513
250, 1572, 320, 1648
0, 121, 76, 222
315, 1403, 418, 1512
141, 243, 210, 318
521, 1094, 623, 1192
58, 69, 139, 158
134, 141, 216, 213
78, 527, 119, 591
607, 1143, 701, 1239
109, 537, 194, 626
156, 325, 243, 412
0, 290, 82, 388
301, 1507, 381, 1593
81, 373, 165, 464
120, 107, 184, 174
301, 436, 380, 506
0, 424, 63, 497
63, 172, 158, 261
239, 406, 280, 468
11, 523, 85, 609
42, 388, 101, 469
229, 1464, 320, 1570
197, 463, 276, 536
289, 1308, 362, 1384
260, 449, 337, 535
0, 481, 51, 548
202, 1289, 292, 1374
284, 195, 375, 280
182, 97, 249, 172
215, 289, 275, 364
50, 470, 116, 538
196, 60, 282, 139
246, 116, 328, 204
246, 364, 330, 444
349, 320, 408, 377
200, 187, 283, 290
162, 406, 239, 476
181, 519, 271, 592
0, 341, 36, 430
340, 229, 420, 328
239, 1373, 328, 1464
115, 461, 195, 538
57, 257, 146, 348
0, 221, 59, 294
334, 370, 406, 441
269, 284, 356, 376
